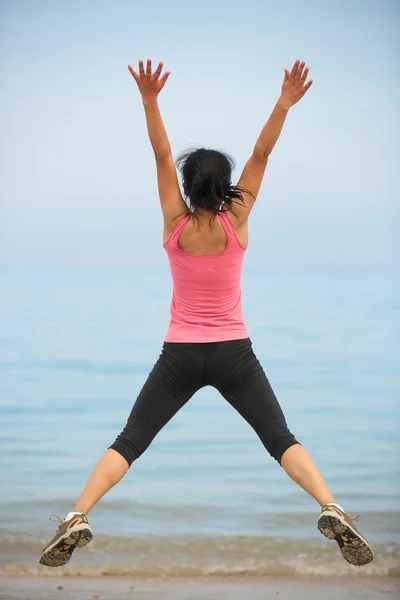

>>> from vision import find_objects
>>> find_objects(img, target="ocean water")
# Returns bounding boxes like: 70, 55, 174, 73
0, 268, 399, 577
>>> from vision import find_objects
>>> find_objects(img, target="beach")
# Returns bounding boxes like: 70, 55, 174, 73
1, 576, 399, 600
2, 0, 398, 595
1, 268, 399, 597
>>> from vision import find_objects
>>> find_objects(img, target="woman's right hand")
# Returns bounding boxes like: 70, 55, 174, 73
280, 60, 313, 108
128, 59, 171, 103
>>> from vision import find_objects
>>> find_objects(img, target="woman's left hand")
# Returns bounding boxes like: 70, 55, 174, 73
280, 60, 313, 108
128, 59, 171, 101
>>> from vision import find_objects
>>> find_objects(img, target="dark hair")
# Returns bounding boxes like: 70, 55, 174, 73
176, 148, 253, 218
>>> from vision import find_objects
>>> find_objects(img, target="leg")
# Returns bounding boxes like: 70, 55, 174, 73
213, 340, 374, 567
280, 444, 334, 507
72, 449, 129, 515
214, 339, 334, 507
74, 342, 202, 515
40, 342, 202, 568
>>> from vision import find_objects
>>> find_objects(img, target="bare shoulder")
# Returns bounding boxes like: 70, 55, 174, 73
163, 210, 190, 244
224, 210, 249, 248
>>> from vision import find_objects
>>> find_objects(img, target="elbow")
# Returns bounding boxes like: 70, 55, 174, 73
154, 150, 172, 162
253, 145, 270, 162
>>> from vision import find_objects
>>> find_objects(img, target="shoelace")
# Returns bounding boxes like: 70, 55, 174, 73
49, 514, 64, 526
325, 505, 360, 522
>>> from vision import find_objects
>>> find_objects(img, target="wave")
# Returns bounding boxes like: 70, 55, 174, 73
1, 534, 399, 578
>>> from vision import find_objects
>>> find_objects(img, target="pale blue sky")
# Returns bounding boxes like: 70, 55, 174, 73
0, 0, 398, 268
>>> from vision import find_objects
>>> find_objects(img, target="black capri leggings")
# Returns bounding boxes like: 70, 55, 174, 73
110, 338, 299, 466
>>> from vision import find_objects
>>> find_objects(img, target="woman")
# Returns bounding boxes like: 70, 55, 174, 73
39, 59, 373, 569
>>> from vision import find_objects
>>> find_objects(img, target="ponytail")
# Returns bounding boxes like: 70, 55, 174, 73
176, 148, 254, 218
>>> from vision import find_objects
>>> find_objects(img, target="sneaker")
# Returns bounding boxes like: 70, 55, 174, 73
318, 504, 374, 566
39, 513, 93, 567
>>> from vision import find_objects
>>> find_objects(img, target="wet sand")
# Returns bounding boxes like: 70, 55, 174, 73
0, 576, 399, 600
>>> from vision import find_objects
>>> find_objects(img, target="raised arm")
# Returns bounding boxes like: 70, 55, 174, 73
232, 60, 313, 226
128, 59, 188, 231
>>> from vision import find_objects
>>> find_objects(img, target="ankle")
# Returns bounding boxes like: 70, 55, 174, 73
324, 501, 344, 511
65, 511, 83, 521
72, 506, 90, 516
318, 494, 335, 508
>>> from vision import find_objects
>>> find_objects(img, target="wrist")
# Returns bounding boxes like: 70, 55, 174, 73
142, 95, 159, 108
277, 96, 291, 112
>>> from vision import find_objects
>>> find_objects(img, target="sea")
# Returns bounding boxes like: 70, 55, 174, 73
0, 267, 399, 578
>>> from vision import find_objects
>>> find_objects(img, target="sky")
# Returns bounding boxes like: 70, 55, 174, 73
0, 0, 398, 268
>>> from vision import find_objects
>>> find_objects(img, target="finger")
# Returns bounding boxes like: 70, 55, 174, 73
159, 71, 171, 86
153, 61, 163, 79
301, 66, 309, 81
146, 58, 152, 76
295, 61, 305, 80
283, 68, 290, 82
304, 79, 313, 91
290, 60, 300, 79
128, 65, 139, 82
139, 60, 145, 77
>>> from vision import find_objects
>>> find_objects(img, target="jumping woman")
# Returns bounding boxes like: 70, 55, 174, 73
39, 59, 374, 569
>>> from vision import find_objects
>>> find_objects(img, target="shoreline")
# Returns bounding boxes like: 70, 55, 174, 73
1, 576, 399, 600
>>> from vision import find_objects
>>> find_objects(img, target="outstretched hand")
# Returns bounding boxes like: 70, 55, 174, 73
128, 59, 171, 101
281, 60, 313, 108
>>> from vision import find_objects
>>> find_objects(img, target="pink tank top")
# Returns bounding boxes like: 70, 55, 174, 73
163, 212, 249, 343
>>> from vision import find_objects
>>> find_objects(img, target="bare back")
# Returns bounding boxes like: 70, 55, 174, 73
163, 212, 248, 256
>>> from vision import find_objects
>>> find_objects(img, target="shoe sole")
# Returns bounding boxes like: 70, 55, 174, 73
318, 512, 374, 566
39, 525, 93, 567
